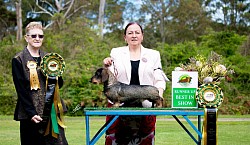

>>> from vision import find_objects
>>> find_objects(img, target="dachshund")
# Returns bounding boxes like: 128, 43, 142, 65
90, 67, 163, 108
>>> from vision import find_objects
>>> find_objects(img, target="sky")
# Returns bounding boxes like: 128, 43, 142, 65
128, 0, 142, 4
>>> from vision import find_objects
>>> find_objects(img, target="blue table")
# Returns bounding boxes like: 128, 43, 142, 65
84, 108, 204, 145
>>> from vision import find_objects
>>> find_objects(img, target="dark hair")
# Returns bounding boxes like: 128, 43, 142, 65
124, 22, 144, 35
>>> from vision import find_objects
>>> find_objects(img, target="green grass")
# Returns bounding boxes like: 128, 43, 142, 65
0, 115, 249, 145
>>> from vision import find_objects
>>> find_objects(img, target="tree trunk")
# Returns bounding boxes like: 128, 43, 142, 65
98, 0, 105, 39
160, 0, 165, 43
16, 0, 22, 41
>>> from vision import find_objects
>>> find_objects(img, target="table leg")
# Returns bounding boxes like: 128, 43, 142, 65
85, 115, 90, 145
198, 115, 202, 145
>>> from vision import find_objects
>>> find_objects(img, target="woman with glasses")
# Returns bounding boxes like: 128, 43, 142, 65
103, 22, 169, 145
12, 22, 68, 145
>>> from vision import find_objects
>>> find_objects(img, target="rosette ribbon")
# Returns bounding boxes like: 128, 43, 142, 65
27, 61, 40, 90
40, 53, 66, 138
202, 108, 218, 145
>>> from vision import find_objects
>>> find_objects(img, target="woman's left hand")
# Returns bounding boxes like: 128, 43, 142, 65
158, 88, 164, 98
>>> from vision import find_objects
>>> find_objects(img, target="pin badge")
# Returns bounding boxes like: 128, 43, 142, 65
142, 57, 147, 63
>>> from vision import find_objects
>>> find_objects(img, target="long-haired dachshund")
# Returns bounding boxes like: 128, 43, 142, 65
90, 67, 163, 107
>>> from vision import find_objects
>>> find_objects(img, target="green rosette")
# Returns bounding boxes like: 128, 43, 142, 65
40, 53, 65, 77
196, 83, 224, 108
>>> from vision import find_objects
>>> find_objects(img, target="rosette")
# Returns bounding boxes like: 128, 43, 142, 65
196, 83, 224, 108
40, 53, 65, 77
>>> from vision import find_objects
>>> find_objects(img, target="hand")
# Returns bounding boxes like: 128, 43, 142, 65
31, 115, 43, 123
103, 57, 113, 67
158, 88, 164, 98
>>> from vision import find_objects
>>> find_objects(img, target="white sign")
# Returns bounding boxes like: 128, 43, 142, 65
172, 71, 198, 108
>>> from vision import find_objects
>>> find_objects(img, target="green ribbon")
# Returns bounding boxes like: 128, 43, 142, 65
51, 103, 59, 134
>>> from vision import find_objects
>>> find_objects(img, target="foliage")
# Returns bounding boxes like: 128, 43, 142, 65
155, 41, 199, 77
204, 0, 250, 35
168, 0, 211, 43
199, 32, 250, 95
200, 31, 246, 57
0, 0, 16, 40
0, 41, 25, 114
177, 52, 232, 85
154, 31, 249, 113
0, 19, 249, 115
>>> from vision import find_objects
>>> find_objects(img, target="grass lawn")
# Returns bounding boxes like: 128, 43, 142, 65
0, 115, 249, 145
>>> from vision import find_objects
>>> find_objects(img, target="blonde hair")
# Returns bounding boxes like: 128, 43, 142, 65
25, 22, 43, 34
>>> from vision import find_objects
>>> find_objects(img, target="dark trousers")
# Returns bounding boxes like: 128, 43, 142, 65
20, 119, 68, 145
20, 120, 46, 145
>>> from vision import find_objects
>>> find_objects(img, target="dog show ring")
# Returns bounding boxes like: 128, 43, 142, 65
41, 53, 65, 77
196, 83, 224, 108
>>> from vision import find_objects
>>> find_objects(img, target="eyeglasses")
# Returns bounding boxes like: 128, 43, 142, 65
27, 34, 44, 39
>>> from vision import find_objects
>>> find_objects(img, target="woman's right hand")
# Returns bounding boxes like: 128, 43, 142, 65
31, 115, 43, 123
103, 57, 113, 67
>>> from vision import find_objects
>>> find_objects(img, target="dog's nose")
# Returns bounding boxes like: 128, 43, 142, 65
90, 77, 94, 83
90, 79, 98, 84
90, 77, 100, 84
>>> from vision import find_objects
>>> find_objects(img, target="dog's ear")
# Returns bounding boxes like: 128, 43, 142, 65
101, 68, 109, 82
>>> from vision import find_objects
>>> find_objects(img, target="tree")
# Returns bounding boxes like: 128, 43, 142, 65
103, 0, 127, 32
204, 0, 250, 35
138, 0, 210, 45
168, 0, 211, 43
98, 0, 106, 39
140, 0, 176, 43
16, 0, 22, 41
28, 0, 90, 29
0, 0, 16, 41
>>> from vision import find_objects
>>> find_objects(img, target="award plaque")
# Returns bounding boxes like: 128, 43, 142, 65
196, 83, 224, 108
40, 53, 65, 77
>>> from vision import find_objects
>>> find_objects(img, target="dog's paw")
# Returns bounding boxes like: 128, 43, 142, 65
113, 102, 121, 107
142, 100, 153, 108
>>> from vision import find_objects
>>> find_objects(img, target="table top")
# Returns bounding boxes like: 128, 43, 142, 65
84, 107, 205, 116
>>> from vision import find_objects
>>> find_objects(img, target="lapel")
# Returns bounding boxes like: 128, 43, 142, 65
121, 46, 131, 81
139, 46, 147, 81
120, 45, 148, 83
